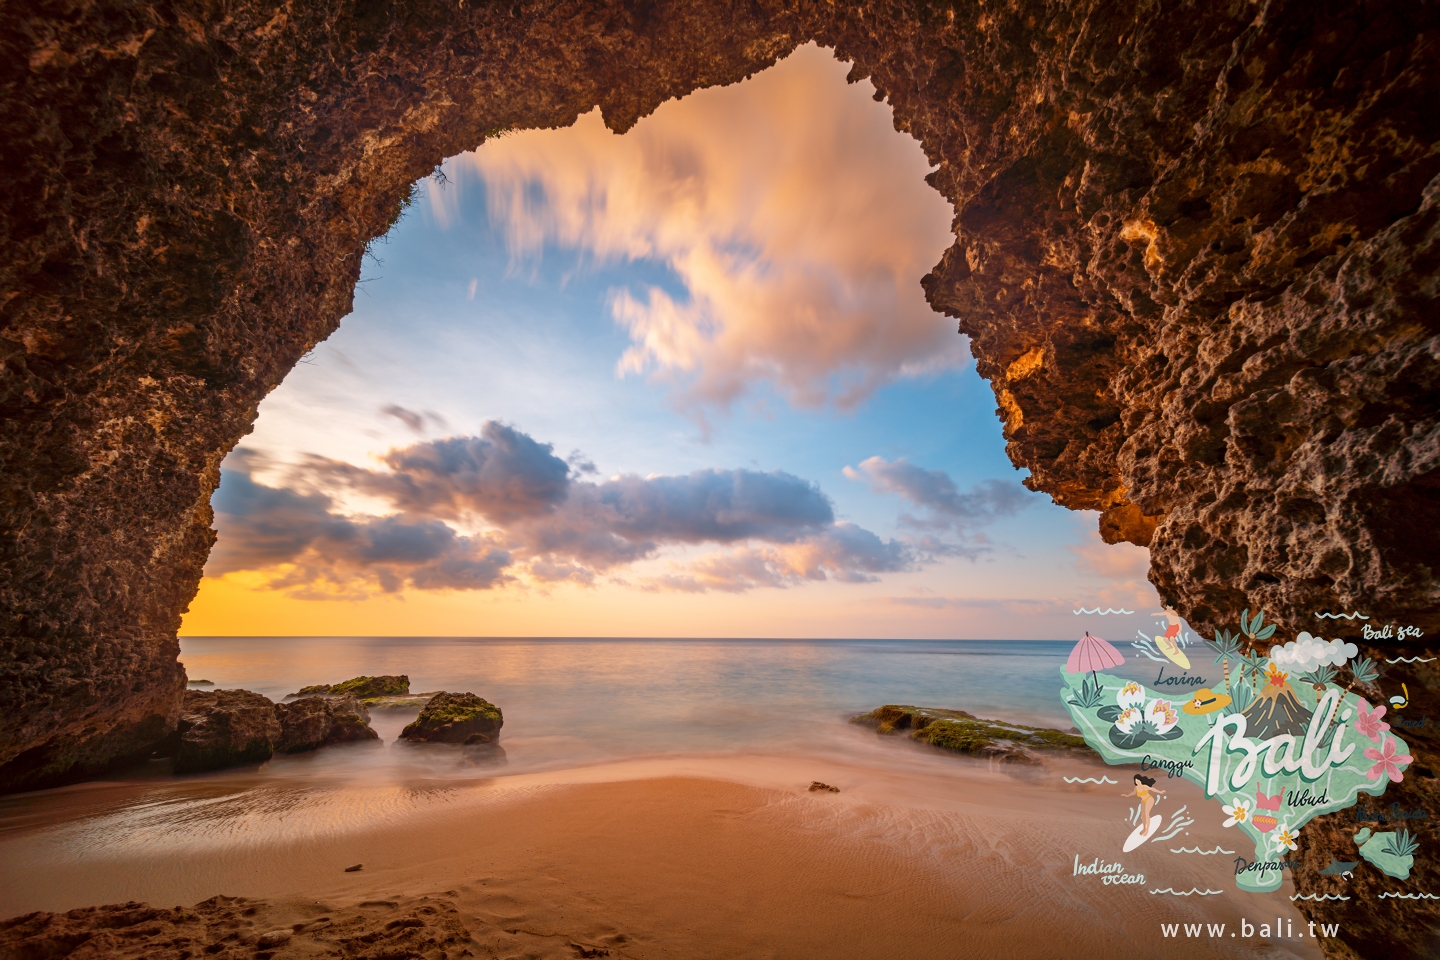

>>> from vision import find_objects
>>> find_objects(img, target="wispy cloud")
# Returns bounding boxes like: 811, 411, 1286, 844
429, 43, 960, 418
646, 523, 912, 593
843, 455, 1030, 561
845, 456, 1029, 525
208, 423, 913, 598
379, 404, 449, 436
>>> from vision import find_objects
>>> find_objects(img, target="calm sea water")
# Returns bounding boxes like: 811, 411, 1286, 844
0, 638, 1088, 877
178, 636, 1074, 766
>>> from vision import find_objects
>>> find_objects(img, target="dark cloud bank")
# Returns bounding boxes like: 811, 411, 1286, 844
209, 422, 921, 597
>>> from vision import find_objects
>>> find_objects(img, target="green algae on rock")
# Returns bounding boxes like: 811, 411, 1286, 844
364, 693, 443, 711
399, 692, 503, 744
852, 705, 1087, 764
288, 676, 410, 700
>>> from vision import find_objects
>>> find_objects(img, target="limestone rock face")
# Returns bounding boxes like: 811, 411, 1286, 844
171, 689, 281, 775
274, 695, 379, 753
0, 0, 1433, 923
399, 692, 503, 744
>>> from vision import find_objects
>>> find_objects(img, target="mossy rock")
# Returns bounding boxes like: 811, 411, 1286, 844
288, 675, 410, 699
363, 692, 442, 710
851, 704, 1088, 763
330, 675, 409, 698
399, 692, 503, 744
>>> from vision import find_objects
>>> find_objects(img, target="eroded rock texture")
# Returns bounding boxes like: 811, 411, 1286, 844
274, 693, 379, 753
169, 688, 281, 773
2, 0, 1438, 935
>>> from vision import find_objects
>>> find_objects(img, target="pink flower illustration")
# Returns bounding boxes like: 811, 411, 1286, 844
1363, 736, 1413, 783
1354, 699, 1390, 743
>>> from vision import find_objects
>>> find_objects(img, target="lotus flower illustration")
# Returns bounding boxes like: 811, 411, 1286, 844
1145, 699, 1179, 734
1100, 686, 1186, 750
1115, 707, 1143, 733
1117, 681, 1146, 711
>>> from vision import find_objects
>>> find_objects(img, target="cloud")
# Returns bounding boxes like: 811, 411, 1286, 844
210, 422, 909, 597
643, 523, 912, 593
1270, 634, 1359, 672
314, 421, 574, 524
207, 468, 511, 597
845, 456, 1029, 525
1070, 538, 1151, 581
884, 596, 1067, 614
843, 456, 1028, 559
429, 43, 960, 415
380, 404, 449, 435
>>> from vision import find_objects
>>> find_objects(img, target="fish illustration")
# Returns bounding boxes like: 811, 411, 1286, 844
1319, 859, 1360, 880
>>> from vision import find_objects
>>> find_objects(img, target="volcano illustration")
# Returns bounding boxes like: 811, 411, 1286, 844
1242, 663, 1314, 738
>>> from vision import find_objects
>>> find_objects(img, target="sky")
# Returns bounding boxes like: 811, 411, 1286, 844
180, 43, 1167, 640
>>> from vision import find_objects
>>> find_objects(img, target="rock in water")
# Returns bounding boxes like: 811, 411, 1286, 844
330, 675, 409, 698
286, 675, 409, 700
852, 705, 1088, 764
399, 692, 503, 744
171, 690, 281, 774
275, 695, 379, 753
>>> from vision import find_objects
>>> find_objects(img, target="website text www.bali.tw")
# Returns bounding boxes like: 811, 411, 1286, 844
1161, 919, 1340, 939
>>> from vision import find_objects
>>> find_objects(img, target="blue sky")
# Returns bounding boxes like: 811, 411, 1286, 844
184, 44, 1164, 639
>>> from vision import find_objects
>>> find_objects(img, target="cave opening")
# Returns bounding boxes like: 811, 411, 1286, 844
4, 25, 1436, 951
188, 43, 1155, 640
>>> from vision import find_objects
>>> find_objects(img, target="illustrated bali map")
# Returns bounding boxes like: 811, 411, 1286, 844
1059, 608, 1418, 894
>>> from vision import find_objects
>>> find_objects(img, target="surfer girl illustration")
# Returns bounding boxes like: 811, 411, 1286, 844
1123, 774, 1167, 837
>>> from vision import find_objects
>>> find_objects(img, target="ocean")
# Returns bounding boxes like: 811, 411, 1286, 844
0, 638, 1080, 876
176, 635, 1076, 765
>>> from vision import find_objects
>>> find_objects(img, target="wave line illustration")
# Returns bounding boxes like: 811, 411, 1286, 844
1379, 892, 1440, 899
1291, 893, 1350, 901
1074, 608, 1134, 615
1386, 657, 1437, 664
1315, 611, 1370, 620
1170, 846, 1235, 856
1150, 888, 1223, 896
1063, 776, 1118, 784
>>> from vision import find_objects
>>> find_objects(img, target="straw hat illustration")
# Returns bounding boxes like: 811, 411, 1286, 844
1182, 687, 1232, 715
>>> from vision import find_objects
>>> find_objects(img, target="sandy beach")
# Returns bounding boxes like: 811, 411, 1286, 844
1, 752, 1322, 959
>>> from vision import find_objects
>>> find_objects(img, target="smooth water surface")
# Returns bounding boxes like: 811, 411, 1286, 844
179, 637, 1073, 763
0, 638, 1085, 869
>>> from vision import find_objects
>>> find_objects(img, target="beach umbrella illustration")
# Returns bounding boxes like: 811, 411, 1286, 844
1067, 632, 1126, 682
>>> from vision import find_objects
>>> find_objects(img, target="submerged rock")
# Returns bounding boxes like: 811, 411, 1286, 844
286, 675, 410, 700
274, 695, 379, 753
170, 690, 282, 774
851, 705, 1088, 764
399, 692, 503, 744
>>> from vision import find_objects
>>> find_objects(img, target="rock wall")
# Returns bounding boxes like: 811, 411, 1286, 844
2, 1, 1437, 950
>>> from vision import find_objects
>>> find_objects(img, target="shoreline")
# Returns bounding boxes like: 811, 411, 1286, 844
0, 753, 1320, 958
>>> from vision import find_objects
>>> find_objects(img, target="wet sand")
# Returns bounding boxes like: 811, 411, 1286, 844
0, 754, 1321, 959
